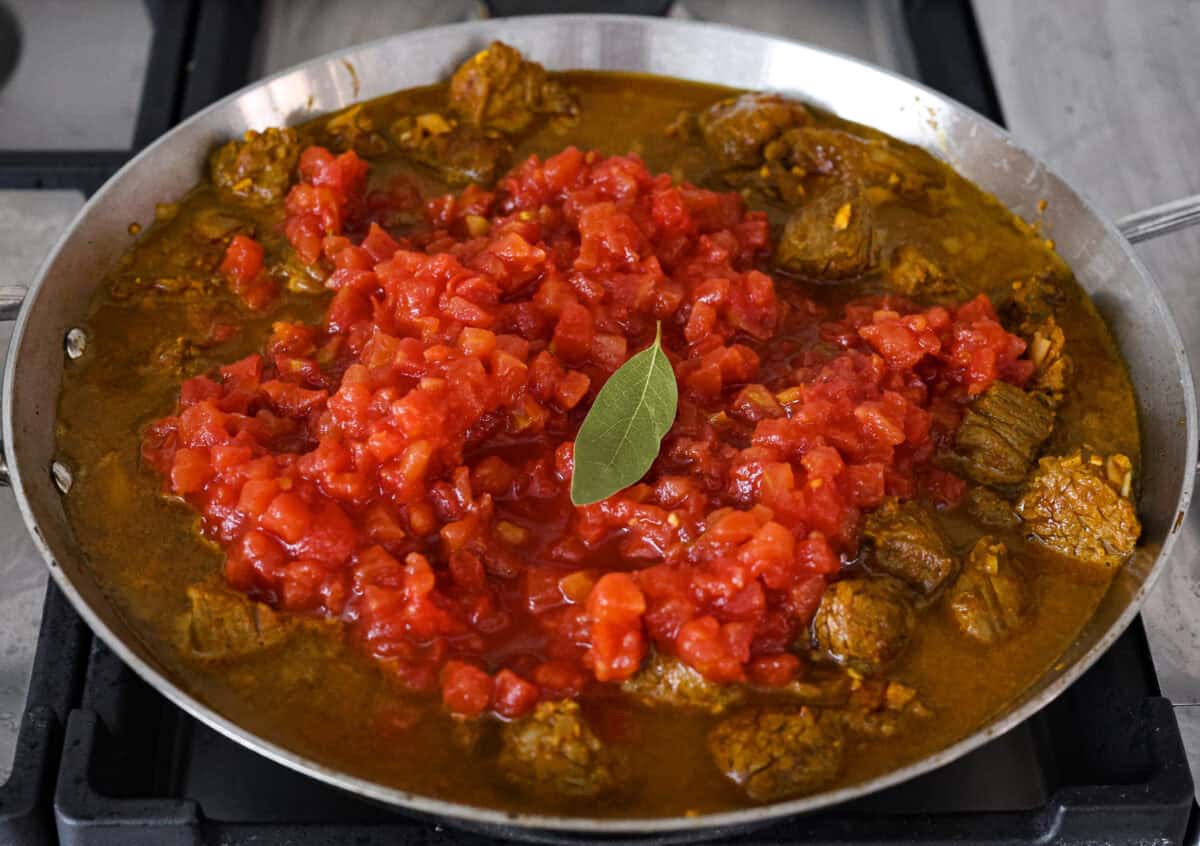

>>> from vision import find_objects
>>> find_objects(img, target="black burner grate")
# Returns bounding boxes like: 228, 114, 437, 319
0, 587, 91, 845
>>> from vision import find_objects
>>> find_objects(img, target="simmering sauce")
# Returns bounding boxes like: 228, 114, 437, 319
56, 54, 1140, 817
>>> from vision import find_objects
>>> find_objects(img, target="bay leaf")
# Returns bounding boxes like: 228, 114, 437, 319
570, 323, 678, 506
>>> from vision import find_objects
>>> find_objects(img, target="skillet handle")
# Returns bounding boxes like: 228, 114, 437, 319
0, 284, 28, 486
0, 285, 25, 322
1116, 194, 1200, 244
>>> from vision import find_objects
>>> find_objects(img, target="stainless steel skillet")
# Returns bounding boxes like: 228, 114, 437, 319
1, 14, 1197, 839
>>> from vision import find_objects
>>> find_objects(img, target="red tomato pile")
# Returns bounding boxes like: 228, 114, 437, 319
145, 145, 1031, 717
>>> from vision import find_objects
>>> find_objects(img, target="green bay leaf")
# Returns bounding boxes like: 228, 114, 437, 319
570, 323, 678, 506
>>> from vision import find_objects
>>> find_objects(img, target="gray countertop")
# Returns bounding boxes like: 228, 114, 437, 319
975, 0, 1200, 802
0, 0, 150, 151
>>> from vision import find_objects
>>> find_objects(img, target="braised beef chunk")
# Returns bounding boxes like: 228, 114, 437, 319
964, 486, 1019, 530
708, 707, 843, 802
765, 673, 929, 739
999, 271, 1065, 335
499, 700, 625, 799
1025, 317, 1072, 407
623, 652, 746, 713
838, 678, 932, 738
953, 382, 1054, 488
770, 127, 943, 197
947, 537, 1029, 644
769, 127, 851, 177
1016, 449, 1140, 568
718, 124, 950, 280
884, 245, 968, 304
812, 577, 916, 675
390, 114, 512, 186
775, 177, 873, 279
319, 104, 390, 158
210, 128, 300, 206
862, 498, 958, 598
698, 92, 810, 168
712, 124, 941, 210
990, 265, 1074, 408
178, 584, 293, 660
448, 41, 577, 134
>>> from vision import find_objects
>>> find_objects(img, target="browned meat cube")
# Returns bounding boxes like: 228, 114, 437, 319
837, 678, 932, 738
947, 537, 1029, 644
768, 126, 847, 177
1016, 449, 1140, 568
884, 245, 968, 304
1025, 317, 1072, 407
964, 486, 1019, 530
712, 124, 940, 222
448, 41, 577, 134
953, 382, 1054, 488
177, 584, 293, 660
770, 127, 942, 198
210, 127, 300, 206
622, 652, 746, 714
499, 700, 626, 799
812, 577, 916, 675
862, 498, 958, 598
698, 92, 810, 168
708, 707, 843, 802
998, 270, 1066, 335
320, 104, 389, 158
774, 177, 873, 279
390, 114, 511, 186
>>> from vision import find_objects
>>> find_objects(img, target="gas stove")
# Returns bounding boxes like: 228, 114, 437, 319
0, 2, 1195, 844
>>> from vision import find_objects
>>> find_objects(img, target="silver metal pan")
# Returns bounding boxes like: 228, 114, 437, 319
2, 14, 1197, 838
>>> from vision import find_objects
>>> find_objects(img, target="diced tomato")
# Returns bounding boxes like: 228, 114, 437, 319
586, 572, 646, 623
587, 619, 646, 683
220, 235, 263, 288
441, 661, 492, 717
144, 148, 1029, 703
238, 478, 279, 517
491, 669, 540, 718
533, 660, 586, 699
748, 653, 802, 687
170, 447, 213, 494
676, 616, 746, 683
219, 235, 276, 310
261, 492, 310, 544
226, 528, 284, 590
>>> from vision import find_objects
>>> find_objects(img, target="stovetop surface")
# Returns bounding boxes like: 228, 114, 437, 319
0, 1, 1197, 844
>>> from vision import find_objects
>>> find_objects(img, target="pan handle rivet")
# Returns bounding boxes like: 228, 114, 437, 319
51, 461, 73, 494
65, 328, 88, 360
